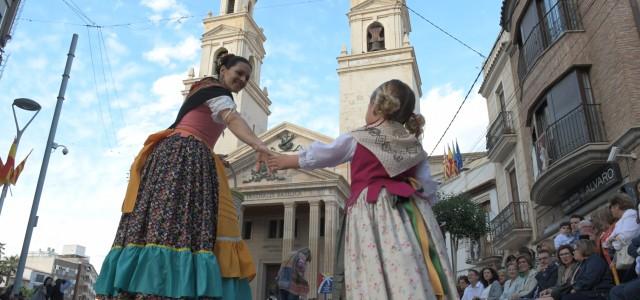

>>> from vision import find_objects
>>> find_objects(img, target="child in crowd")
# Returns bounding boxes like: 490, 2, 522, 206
554, 221, 575, 249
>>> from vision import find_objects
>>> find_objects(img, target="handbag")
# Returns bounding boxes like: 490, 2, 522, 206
615, 241, 635, 269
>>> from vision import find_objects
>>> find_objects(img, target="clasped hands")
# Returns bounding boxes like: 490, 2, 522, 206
252, 143, 296, 173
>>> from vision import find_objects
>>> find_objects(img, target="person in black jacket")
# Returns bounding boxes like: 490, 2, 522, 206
562, 240, 612, 300
523, 249, 558, 299
609, 230, 640, 299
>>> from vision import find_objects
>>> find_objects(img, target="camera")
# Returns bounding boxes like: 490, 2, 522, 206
607, 146, 620, 162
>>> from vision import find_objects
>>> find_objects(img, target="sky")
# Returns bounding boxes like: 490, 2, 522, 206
0, 0, 502, 271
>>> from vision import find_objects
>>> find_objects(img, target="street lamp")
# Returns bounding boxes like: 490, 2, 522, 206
12, 33, 78, 295
0, 98, 41, 216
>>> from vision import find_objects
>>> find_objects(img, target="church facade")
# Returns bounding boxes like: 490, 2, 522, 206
184, 1, 424, 299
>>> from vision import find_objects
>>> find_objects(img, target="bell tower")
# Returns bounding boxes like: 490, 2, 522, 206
185, 0, 271, 154
337, 0, 422, 133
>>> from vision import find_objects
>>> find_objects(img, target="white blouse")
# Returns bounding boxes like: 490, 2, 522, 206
205, 95, 236, 124
297, 133, 439, 201
607, 209, 640, 247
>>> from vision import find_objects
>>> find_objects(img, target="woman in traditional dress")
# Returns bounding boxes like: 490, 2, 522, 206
94, 54, 268, 299
276, 248, 311, 300
267, 79, 458, 300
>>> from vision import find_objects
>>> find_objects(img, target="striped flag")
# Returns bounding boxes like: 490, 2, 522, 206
447, 145, 457, 176
0, 138, 17, 185
442, 147, 450, 178
10, 150, 32, 185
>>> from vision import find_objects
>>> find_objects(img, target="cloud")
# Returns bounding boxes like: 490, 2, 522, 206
140, 0, 190, 28
140, 0, 181, 12
143, 36, 200, 67
420, 85, 489, 155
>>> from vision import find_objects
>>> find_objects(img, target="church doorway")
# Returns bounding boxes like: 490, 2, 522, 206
264, 263, 280, 299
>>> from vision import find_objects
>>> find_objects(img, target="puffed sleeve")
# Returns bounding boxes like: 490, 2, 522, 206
415, 159, 440, 203
298, 133, 356, 170
205, 95, 237, 124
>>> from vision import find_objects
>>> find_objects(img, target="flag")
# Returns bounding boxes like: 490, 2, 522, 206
0, 138, 17, 185
442, 147, 450, 179
447, 145, 457, 176
455, 141, 463, 172
10, 150, 32, 185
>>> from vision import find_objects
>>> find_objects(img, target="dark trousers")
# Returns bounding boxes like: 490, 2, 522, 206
609, 278, 640, 300
279, 289, 300, 300
560, 290, 606, 300
617, 268, 638, 284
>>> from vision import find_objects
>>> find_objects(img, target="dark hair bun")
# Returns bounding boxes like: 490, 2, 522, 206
404, 113, 425, 137
214, 53, 251, 76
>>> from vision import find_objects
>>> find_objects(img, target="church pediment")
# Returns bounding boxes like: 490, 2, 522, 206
351, 0, 399, 13
227, 122, 334, 162
203, 24, 242, 38
225, 122, 344, 188
232, 163, 342, 188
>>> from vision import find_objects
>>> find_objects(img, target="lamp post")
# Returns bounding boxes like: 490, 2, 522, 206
12, 33, 78, 295
0, 98, 41, 216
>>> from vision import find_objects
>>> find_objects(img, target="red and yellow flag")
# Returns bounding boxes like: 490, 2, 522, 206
0, 138, 17, 184
443, 147, 450, 179
10, 150, 32, 185
447, 145, 457, 176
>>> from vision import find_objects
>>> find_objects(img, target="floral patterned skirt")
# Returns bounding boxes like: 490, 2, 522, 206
95, 135, 249, 299
344, 189, 456, 300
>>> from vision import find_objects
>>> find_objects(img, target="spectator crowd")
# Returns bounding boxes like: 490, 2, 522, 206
457, 192, 640, 300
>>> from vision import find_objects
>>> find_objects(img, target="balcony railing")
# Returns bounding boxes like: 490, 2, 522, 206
518, 0, 582, 80
533, 104, 606, 173
486, 111, 516, 151
491, 201, 531, 240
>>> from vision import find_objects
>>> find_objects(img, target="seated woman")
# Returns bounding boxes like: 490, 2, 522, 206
479, 267, 503, 300
561, 240, 613, 300
500, 263, 519, 300
536, 244, 579, 300
511, 255, 537, 299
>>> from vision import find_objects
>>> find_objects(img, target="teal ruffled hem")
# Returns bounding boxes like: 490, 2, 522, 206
95, 246, 252, 299
220, 278, 252, 299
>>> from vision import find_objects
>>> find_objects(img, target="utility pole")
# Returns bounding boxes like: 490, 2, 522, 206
12, 33, 78, 295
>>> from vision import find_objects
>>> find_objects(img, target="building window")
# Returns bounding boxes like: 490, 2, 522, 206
34, 274, 45, 283
248, 56, 257, 82
496, 84, 506, 112
0, 0, 8, 27
242, 221, 252, 239
517, 0, 581, 79
319, 217, 325, 237
366, 22, 385, 52
530, 69, 605, 173
226, 0, 235, 14
247, 1, 253, 15
508, 166, 520, 203
268, 220, 278, 239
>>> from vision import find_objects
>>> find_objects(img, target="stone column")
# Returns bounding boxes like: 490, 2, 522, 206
323, 200, 339, 276
307, 200, 321, 299
282, 202, 296, 260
